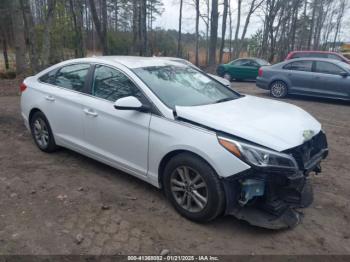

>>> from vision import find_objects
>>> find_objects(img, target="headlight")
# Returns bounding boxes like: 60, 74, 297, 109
218, 136, 298, 171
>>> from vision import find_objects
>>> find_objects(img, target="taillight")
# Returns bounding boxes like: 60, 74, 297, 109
258, 68, 263, 77
20, 83, 27, 92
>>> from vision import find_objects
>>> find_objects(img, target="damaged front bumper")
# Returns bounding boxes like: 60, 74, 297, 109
223, 132, 328, 230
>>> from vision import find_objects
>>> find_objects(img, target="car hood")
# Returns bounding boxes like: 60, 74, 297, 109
175, 95, 321, 152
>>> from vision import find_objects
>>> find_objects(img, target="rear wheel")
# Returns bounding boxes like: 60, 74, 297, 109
163, 153, 225, 222
30, 111, 58, 152
270, 80, 288, 98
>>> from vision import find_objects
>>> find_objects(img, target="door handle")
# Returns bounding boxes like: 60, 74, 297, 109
83, 108, 98, 117
45, 95, 55, 102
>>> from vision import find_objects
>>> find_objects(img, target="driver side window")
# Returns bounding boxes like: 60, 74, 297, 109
92, 65, 143, 102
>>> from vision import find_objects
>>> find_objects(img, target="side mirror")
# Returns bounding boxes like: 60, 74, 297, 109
114, 96, 150, 112
340, 72, 349, 78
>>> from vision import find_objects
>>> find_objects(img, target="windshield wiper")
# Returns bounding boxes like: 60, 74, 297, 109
214, 98, 233, 104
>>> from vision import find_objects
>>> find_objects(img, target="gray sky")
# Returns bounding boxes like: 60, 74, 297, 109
155, 0, 350, 43
155, 0, 268, 38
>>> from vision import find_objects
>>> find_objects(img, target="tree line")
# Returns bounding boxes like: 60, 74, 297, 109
0, 0, 348, 75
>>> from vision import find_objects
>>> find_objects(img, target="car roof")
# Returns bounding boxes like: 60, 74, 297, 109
235, 57, 260, 60
71, 56, 188, 69
285, 57, 340, 62
289, 50, 340, 54
281, 57, 348, 66
98, 56, 189, 68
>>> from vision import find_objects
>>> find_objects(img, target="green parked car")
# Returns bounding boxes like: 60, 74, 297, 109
217, 58, 270, 81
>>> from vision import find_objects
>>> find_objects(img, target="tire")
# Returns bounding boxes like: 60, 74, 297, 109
163, 153, 225, 222
30, 111, 58, 153
270, 80, 288, 98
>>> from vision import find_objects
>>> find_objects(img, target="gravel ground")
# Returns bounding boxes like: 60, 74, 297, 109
0, 79, 350, 255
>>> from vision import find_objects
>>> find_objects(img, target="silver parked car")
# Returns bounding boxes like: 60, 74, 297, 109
256, 58, 350, 100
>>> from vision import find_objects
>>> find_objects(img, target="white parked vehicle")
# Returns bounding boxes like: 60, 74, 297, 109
20, 56, 328, 229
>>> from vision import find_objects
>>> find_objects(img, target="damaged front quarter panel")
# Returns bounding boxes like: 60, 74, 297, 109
222, 131, 328, 230
223, 172, 312, 229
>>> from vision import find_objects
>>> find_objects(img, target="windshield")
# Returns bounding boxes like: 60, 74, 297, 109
133, 65, 240, 109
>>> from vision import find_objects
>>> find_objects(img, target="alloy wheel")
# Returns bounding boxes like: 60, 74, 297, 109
33, 118, 49, 149
170, 166, 208, 213
271, 81, 287, 98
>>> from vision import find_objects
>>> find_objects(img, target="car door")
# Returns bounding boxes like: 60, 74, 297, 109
38, 63, 91, 148
313, 61, 350, 99
80, 64, 151, 177
283, 60, 314, 94
246, 60, 260, 79
228, 59, 248, 79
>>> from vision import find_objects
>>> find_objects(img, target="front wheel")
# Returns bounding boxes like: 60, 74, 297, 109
163, 153, 225, 222
270, 80, 288, 98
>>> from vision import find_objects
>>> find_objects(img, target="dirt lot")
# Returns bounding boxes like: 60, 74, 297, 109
0, 78, 350, 255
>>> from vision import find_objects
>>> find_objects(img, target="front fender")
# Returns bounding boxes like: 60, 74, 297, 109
147, 115, 251, 187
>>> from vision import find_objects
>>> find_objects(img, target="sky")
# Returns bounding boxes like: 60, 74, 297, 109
154, 0, 350, 42
154, 0, 266, 38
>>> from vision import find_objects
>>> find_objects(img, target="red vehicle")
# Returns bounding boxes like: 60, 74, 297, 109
285, 51, 350, 64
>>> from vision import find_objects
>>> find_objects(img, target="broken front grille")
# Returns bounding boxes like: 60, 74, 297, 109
286, 131, 328, 170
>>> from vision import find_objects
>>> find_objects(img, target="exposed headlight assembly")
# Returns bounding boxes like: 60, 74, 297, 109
218, 136, 298, 172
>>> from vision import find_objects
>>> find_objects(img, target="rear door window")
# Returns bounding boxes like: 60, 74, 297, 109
284, 61, 313, 72
54, 64, 90, 92
314, 61, 346, 75
39, 69, 57, 84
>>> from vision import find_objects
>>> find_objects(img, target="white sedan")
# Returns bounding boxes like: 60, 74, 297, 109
20, 56, 328, 229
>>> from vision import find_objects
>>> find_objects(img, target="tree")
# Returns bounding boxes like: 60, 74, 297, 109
147, 0, 164, 54
209, 0, 218, 65
195, 0, 200, 65
41, 0, 57, 66
235, 0, 264, 58
20, 0, 39, 72
69, 0, 86, 58
307, 0, 317, 50
219, 0, 228, 63
88, 0, 108, 55
199, 0, 210, 65
332, 0, 346, 50
177, 0, 183, 57
132, 0, 139, 53
2, 0, 23, 72
228, 0, 233, 59
0, 0, 12, 71
139, 0, 147, 55
233, 0, 242, 58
